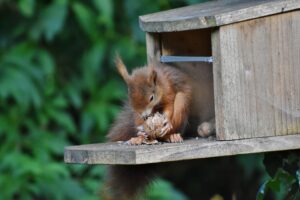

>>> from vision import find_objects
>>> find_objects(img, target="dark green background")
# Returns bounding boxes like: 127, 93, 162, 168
1, 0, 299, 199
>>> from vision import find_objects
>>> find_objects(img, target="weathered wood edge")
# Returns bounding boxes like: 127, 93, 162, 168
139, 0, 300, 32
146, 33, 161, 62
211, 29, 226, 140
64, 134, 300, 165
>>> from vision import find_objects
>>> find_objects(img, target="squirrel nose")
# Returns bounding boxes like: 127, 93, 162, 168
141, 110, 152, 120
142, 114, 149, 120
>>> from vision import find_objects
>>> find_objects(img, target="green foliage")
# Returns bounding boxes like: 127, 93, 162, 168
5, 0, 274, 199
144, 179, 188, 200
257, 151, 300, 200
1, 0, 208, 199
31, 0, 68, 41
237, 154, 265, 180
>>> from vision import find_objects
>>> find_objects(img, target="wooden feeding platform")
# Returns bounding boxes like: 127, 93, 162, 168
65, 0, 300, 165
65, 135, 300, 165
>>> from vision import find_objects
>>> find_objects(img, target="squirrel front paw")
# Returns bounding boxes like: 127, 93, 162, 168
126, 135, 145, 145
163, 133, 183, 143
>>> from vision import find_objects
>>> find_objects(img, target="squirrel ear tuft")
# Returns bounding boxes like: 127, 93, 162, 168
115, 53, 130, 84
148, 66, 157, 85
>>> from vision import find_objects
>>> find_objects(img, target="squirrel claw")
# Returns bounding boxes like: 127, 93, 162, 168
160, 118, 173, 137
165, 133, 183, 143
137, 131, 147, 137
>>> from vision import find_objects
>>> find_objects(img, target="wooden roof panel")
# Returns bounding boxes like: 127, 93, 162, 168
139, 0, 300, 32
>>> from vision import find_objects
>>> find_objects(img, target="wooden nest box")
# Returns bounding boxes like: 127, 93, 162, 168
64, 0, 300, 165
140, 0, 300, 141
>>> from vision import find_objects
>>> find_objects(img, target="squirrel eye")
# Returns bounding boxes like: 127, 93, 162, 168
149, 95, 154, 102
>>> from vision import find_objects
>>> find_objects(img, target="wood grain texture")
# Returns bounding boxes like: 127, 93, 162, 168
64, 135, 300, 165
139, 0, 300, 32
213, 11, 300, 140
146, 32, 161, 62
212, 30, 226, 140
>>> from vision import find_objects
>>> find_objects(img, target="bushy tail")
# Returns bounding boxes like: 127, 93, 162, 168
103, 102, 157, 200
106, 102, 136, 142
105, 165, 157, 200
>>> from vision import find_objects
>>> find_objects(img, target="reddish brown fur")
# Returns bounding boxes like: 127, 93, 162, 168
118, 61, 192, 138
105, 58, 215, 199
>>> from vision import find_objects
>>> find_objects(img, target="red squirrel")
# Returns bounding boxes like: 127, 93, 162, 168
105, 56, 215, 199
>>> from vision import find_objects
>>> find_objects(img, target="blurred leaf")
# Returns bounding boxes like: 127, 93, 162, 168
0, 67, 42, 110
37, 50, 55, 76
46, 163, 69, 177
88, 102, 110, 132
43, 133, 67, 155
80, 112, 95, 136
81, 40, 106, 90
31, 0, 68, 41
210, 194, 224, 200
72, 2, 98, 40
90, 165, 106, 177
66, 84, 82, 109
83, 179, 101, 194
38, 177, 88, 200
82, 41, 106, 72
58, 179, 88, 199
267, 178, 281, 192
259, 152, 300, 199
92, 0, 113, 27
297, 170, 300, 186
256, 181, 267, 200
18, 0, 35, 17
69, 164, 88, 174
49, 110, 76, 133
145, 178, 187, 200
0, 174, 21, 199
52, 94, 68, 108
238, 154, 264, 180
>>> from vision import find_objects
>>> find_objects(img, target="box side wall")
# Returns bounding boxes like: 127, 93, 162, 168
212, 29, 228, 140
215, 11, 300, 140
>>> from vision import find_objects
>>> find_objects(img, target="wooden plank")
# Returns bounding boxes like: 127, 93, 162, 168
216, 11, 300, 140
212, 29, 226, 140
139, 0, 300, 32
64, 134, 300, 165
146, 32, 161, 62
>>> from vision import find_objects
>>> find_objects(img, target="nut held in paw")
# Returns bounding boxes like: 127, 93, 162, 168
143, 112, 167, 139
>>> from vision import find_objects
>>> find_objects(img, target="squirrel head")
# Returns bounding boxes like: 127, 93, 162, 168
115, 55, 163, 120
